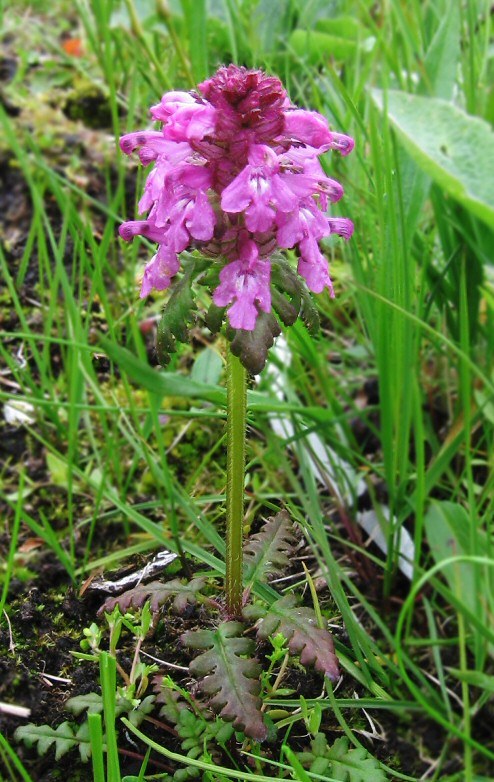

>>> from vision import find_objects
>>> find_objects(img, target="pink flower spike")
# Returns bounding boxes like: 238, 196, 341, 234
119, 64, 354, 341
151, 92, 217, 142
276, 200, 330, 249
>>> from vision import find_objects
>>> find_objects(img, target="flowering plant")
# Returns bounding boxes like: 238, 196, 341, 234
120, 65, 353, 372
118, 66, 354, 740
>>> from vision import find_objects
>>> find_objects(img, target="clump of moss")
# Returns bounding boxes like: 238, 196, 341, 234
62, 82, 121, 129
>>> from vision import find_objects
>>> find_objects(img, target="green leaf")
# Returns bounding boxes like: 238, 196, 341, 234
99, 577, 207, 615
271, 255, 320, 335
244, 595, 339, 680
46, 452, 69, 487
156, 264, 197, 366
424, 500, 480, 614
299, 734, 386, 781
372, 90, 494, 228
14, 721, 90, 762
289, 29, 357, 64
65, 692, 103, 716
243, 511, 298, 588
100, 337, 226, 406
420, 5, 460, 100
327, 737, 386, 781
154, 682, 189, 724
448, 668, 494, 692
190, 348, 222, 386
315, 16, 370, 41
182, 621, 266, 740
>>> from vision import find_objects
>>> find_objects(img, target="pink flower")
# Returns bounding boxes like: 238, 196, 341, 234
119, 65, 354, 331
213, 239, 271, 331
221, 145, 298, 232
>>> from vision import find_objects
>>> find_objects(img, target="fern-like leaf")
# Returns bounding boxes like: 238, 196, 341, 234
65, 692, 104, 716
154, 685, 189, 724
299, 734, 387, 781
14, 721, 90, 762
99, 577, 206, 615
243, 595, 339, 680
182, 621, 267, 741
243, 511, 298, 587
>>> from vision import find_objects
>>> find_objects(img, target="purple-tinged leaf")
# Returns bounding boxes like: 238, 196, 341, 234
244, 595, 339, 680
228, 311, 281, 375
243, 510, 298, 587
182, 621, 267, 741
99, 577, 207, 615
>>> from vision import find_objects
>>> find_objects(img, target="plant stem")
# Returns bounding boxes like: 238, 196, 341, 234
225, 350, 247, 618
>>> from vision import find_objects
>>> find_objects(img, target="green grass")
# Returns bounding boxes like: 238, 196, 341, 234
1, 0, 494, 780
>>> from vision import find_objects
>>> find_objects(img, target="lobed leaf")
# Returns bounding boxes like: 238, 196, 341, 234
156, 264, 197, 366
182, 621, 267, 740
153, 681, 189, 724
244, 595, 339, 680
299, 734, 387, 781
14, 721, 90, 762
243, 510, 298, 588
228, 312, 281, 375
99, 577, 207, 615
271, 255, 319, 335
65, 692, 104, 716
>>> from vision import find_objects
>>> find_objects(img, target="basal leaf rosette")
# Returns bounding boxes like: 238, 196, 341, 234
119, 65, 354, 373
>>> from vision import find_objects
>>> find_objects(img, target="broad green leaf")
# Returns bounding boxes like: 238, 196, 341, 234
315, 16, 370, 41
289, 30, 357, 64
182, 621, 266, 740
424, 501, 490, 620
372, 90, 494, 228
190, 348, 222, 386
397, 4, 460, 241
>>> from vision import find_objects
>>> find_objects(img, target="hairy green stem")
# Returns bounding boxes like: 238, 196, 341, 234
225, 350, 247, 617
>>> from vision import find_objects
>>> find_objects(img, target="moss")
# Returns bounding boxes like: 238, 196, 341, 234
62, 82, 115, 129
